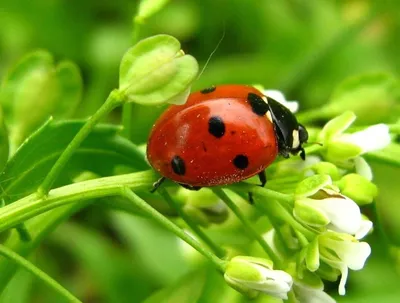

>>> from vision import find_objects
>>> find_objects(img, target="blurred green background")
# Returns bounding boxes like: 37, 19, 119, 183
0, 0, 399, 302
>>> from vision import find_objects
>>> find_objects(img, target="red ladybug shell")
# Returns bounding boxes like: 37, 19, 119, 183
146, 85, 278, 187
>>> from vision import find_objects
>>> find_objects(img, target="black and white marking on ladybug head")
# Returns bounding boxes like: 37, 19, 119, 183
264, 96, 308, 160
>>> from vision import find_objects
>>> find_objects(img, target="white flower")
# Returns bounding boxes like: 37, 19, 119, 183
319, 112, 391, 162
319, 232, 371, 295
293, 282, 336, 303
264, 89, 299, 113
355, 216, 373, 240
338, 124, 391, 154
224, 256, 293, 299
294, 176, 373, 237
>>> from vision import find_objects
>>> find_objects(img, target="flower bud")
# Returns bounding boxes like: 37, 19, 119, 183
119, 35, 198, 105
224, 256, 293, 299
309, 162, 341, 181
0, 50, 82, 149
336, 173, 378, 205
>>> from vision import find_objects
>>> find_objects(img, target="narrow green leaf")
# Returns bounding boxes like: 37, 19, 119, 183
111, 211, 189, 284
0, 120, 147, 203
0, 107, 9, 171
328, 73, 400, 125
50, 222, 154, 303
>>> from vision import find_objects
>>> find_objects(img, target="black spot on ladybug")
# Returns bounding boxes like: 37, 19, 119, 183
171, 156, 186, 175
233, 154, 249, 169
201, 86, 216, 94
208, 116, 225, 138
247, 93, 269, 116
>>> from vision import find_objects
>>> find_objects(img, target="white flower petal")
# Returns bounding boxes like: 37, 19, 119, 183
340, 124, 391, 154
264, 89, 299, 113
355, 220, 373, 240
311, 196, 361, 235
338, 263, 349, 295
294, 283, 337, 303
336, 241, 371, 270
354, 157, 373, 181
247, 265, 293, 299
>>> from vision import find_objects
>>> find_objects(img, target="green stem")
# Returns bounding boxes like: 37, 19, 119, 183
0, 244, 81, 302
122, 16, 142, 139
231, 184, 294, 205
158, 188, 226, 258
37, 89, 124, 197
0, 170, 158, 232
122, 188, 227, 272
212, 188, 282, 267
255, 199, 315, 241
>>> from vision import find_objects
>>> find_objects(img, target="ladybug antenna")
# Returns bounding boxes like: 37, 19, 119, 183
305, 141, 323, 147
196, 23, 226, 81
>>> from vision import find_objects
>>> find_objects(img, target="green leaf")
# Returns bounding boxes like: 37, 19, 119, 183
0, 107, 9, 171
143, 268, 208, 303
0, 119, 147, 202
328, 73, 400, 125
365, 143, 400, 168
0, 50, 83, 149
111, 211, 189, 285
0, 200, 86, 294
136, 0, 171, 22
50, 222, 154, 303
52, 61, 82, 119
119, 35, 198, 105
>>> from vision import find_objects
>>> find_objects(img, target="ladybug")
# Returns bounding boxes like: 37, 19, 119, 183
146, 85, 308, 191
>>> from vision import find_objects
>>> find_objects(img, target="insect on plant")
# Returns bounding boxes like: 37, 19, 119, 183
0, 1, 399, 303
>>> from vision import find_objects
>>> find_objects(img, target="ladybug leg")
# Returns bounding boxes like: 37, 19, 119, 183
248, 192, 254, 204
150, 177, 166, 193
258, 170, 267, 187
300, 148, 306, 161
247, 170, 267, 204
179, 183, 202, 191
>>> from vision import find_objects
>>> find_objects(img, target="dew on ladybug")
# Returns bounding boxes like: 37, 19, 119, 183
146, 85, 308, 192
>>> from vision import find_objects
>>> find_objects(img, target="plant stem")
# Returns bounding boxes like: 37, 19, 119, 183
212, 188, 282, 267
0, 170, 158, 232
37, 89, 124, 197
0, 244, 81, 302
255, 199, 315, 240
122, 16, 142, 139
158, 188, 226, 258
122, 188, 227, 272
